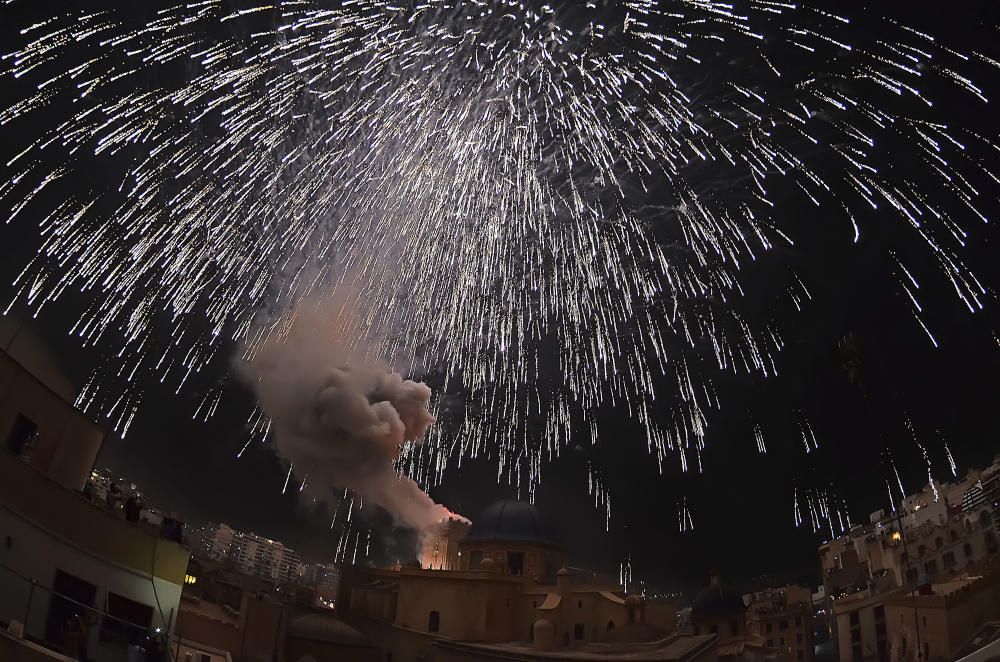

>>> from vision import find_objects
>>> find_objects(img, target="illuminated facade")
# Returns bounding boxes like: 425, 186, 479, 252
337, 500, 686, 661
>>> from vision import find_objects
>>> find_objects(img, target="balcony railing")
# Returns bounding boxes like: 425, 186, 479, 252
0, 560, 176, 662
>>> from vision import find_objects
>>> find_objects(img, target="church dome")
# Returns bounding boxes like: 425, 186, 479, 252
465, 500, 555, 545
691, 576, 745, 622
287, 613, 372, 647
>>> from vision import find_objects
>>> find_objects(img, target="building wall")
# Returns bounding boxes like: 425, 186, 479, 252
833, 590, 897, 662
885, 562, 1000, 661
0, 351, 103, 492
338, 564, 666, 660
0, 446, 188, 658
342, 614, 442, 662
393, 573, 521, 642
456, 541, 563, 583
0, 502, 186, 655
175, 609, 242, 655
0, 449, 189, 584
0, 628, 76, 662
748, 604, 813, 662
176, 593, 285, 660
174, 638, 232, 662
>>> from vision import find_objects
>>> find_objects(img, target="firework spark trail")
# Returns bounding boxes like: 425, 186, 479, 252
0, 0, 996, 522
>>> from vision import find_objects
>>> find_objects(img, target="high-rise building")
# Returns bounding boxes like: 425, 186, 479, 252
195, 522, 238, 562
193, 522, 303, 584
230, 531, 301, 584
981, 457, 1000, 525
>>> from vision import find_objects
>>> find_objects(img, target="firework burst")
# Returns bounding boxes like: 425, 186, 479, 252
0, 0, 996, 523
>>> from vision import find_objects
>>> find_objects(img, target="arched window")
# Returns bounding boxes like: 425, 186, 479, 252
963, 543, 973, 558
428, 610, 440, 633
935, 537, 944, 550
917, 544, 927, 557
606, 621, 616, 632
950, 529, 960, 542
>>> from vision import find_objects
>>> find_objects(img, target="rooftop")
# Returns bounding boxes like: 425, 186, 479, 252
435, 633, 717, 661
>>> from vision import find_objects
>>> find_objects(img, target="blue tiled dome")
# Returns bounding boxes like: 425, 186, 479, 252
465, 500, 554, 545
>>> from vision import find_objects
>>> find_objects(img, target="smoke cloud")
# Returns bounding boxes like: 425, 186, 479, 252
241, 297, 458, 540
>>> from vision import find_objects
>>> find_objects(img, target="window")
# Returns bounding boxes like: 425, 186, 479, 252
950, 529, 960, 542
731, 620, 739, 636
606, 621, 616, 632
852, 644, 863, 661
849, 612, 860, 627
876, 623, 886, 638
766, 623, 773, 634
574, 624, 584, 640
874, 605, 885, 621
797, 651, 804, 661
943, 551, 956, 568
851, 629, 861, 644
780, 637, 785, 646
963, 543, 974, 558
767, 640, 774, 647
45, 570, 97, 645
470, 551, 483, 569
5, 413, 38, 457
797, 633, 803, 644
924, 560, 938, 576
100, 592, 154, 643
578, 600, 583, 609
906, 567, 919, 584
795, 616, 802, 627
711, 625, 718, 635
507, 551, 524, 576
935, 537, 944, 549
780, 620, 789, 631
428, 611, 440, 633
533, 601, 537, 608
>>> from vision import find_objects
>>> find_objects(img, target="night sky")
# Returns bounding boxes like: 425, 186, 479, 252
1, 0, 999, 599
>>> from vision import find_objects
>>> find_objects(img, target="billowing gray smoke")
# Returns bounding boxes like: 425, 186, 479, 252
242, 300, 457, 539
